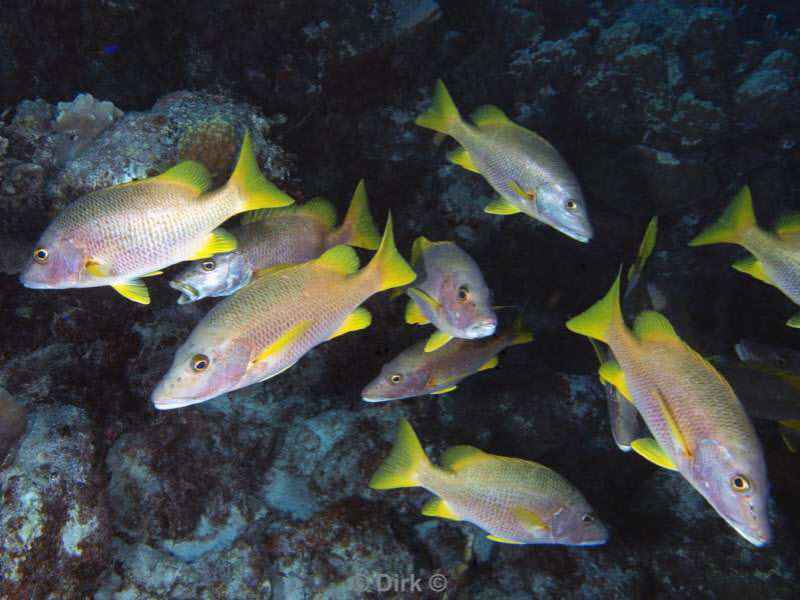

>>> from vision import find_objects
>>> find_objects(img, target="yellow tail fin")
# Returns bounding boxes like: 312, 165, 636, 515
369, 419, 431, 489
340, 180, 381, 250
415, 80, 462, 137
565, 268, 623, 343
365, 212, 417, 292
689, 186, 756, 246
229, 130, 295, 211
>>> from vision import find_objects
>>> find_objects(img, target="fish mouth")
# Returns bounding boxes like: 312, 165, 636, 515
169, 280, 200, 304
151, 394, 209, 410
729, 519, 771, 547
362, 395, 388, 403
561, 227, 592, 243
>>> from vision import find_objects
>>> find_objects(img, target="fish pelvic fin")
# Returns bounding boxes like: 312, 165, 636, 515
229, 130, 295, 211
365, 212, 416, 292
111, 279, 150, 304
565, 267, 623, 344
415, 79, 462, 137
328, 307, 372, 340
689, 185, 755, 247
630, 437, 678, 470
337, 180, 381, 250
421, 497, 462, 521
369, 419, 432, 489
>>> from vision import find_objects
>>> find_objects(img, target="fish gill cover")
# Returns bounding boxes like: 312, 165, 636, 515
0, 0, 799, 598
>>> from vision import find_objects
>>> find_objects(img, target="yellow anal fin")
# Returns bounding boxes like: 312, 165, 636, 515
598, 360, 633, 403
431, 385, 457, 395
253, 320, 314, 364
405, 296, 431, 325
486, 534, 524, 545
630, 437, 678, 471
787, 313, 800, 329
484, 195, 521, 215
421, 497, 462, 521
477, 356, 498, 372
328, 307, 371, 340
440, 445, 489, 471
86, 261, 110, 278
732, 256, 773, 285
512, 506, 549, 532
424, 330, 452, 352
188, 228, 237, 261
111, 280, 150, 305
774, 212, 800, 237
447, 146, 480, 173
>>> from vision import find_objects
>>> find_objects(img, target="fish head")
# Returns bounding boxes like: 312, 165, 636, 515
439, 270, 498, 339
361, 354, 431, 402
534, 182, 593, 243
548, 497, 609, 546
692, 437, 771, 546
170, 252, 250, 304
151, 332, 251, 409
19, 230, 86, 289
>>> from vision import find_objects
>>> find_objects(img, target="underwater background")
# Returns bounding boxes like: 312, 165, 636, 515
1, 0, 799, 597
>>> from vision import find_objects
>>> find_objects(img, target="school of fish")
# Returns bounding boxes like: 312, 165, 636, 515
16, 79, 800, 549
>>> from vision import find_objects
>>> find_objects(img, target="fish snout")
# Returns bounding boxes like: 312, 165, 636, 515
466, 315, 498, 338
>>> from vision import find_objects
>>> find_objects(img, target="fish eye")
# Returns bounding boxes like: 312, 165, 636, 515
33, 247, 49, 264
581, 512, 595, 524
191, 354, 210, 372
389, 373, 403, 384
730, 475, 751, 494
565, 199, 578, 211
457, 285, 471, 303
201, 259, 216, 272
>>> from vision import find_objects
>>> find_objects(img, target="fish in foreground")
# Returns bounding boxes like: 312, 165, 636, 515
369, 419, 608, 546
689, 185, 800, 327
19, 131, 294, 304
152, 213, 415, 409
566, 270, 771, 546
362, 316, 532, 401
402, 236, 498, 352
415, 80, 592, 243
170, 180, 380, 303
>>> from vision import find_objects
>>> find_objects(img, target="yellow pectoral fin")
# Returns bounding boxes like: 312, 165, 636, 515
511, 506, 549, 532
447, 146, 480, 173
405, 297, 431, 325
486, 534, 524, 545
424, 330, 452, 352
484, 195, 522, 215
86, 261, 110, 278
598, 360, 633, 403
253, 320, 314, 364
732, 256, 773, 285
630, 437, 678, 471
477, 356, 498, 372
328, 308, 372, 340
651, 387, 691, 461
439, 445, 489, 471
787, 314, 800, 329
188, 228, 238, 261
111, 280, 150, 304
431, 385, 457, 394
421, 497, 462, 521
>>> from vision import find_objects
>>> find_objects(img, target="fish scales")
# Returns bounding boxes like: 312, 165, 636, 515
741, 228, 800, 303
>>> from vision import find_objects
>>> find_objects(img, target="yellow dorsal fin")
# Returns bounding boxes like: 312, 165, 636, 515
447, 146, 480, 173
477, 356, 498, 372
484, 195, 521, 215
405, 296, 431, 325
369, 419, 431, 489
111, 279, 150, 304
411, 236, 433, 269
230, 130, 295, 210
598, 360, 633, 402
340, 181, 381, 250
86, 261, 110, 278
632, 310, 679, 341
486, 534, 524, 544
315, 245, 360, 274
421, 497, 462, 521
153, 161, 212, 195
253, 320, 314, 364
511, 506, 549, 532
630, 437, 678, 471
187, 228, 238, 261
431, 385, 457, 394
301, 197, 338, 228
440, 445, 489, 471
470, 104, 511, 127
328, 307, 372, 340
773, 213, 800, 237
732, 256, 773, 285
424, 330, 452, 352
565, 267, 623, 344
252, 263, 298, 280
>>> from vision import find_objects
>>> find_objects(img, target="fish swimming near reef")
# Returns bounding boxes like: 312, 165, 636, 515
152, 213, 415, 409
170, 180, 381, 304
415, 80, 592, 243
19, 131, 294, 304
362, 316, 532, 401
689, 185, 800, 327
369, 419, 608, 546
566, 270, 771, 546
402, 236, 497, 352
